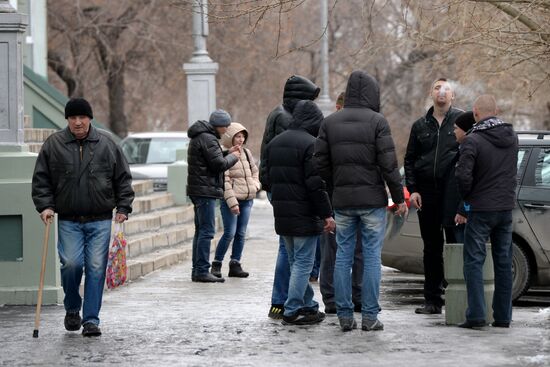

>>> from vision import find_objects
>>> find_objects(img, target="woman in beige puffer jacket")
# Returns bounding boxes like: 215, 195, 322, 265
211, 122, 261, 278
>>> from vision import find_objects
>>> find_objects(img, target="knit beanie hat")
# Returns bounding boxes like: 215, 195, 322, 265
65, 98, 93, 119
454, 111, 475, 132
209, 109, 232, 127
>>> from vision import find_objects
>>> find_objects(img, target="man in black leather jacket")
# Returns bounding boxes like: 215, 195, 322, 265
404, 78, 463, 315
32, 98, 134, 337
259, 75, 320, 319
187, 109, 241, 283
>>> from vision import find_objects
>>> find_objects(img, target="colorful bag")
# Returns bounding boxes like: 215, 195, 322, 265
106, 223, 127, 289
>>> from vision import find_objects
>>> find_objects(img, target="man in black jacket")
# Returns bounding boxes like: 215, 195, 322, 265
187, 109, 241, 283
262, 100, 334, 325
259, 75, 320, 319
315, 70, 407, 332
404, 78, 463, 315
32, 98, 134, 337
455, 95, 518, 329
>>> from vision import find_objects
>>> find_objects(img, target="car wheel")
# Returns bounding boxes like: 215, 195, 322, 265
511, 241, 531, 302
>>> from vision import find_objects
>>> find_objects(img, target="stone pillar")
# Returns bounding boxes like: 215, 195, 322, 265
444, 243, 494, 325
316, 0, 333, 116
0, 1, 62, 305
182, 0, 218, 128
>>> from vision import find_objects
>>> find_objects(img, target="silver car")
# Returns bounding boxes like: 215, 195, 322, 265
383, 131, 550, 301
120, 132, 189, 191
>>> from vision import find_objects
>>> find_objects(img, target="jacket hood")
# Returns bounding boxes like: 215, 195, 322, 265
471, 117, 517, 148
188, 120, 219, 139
221, 122, 248, 149
290, 100, 323, 137
283, 75, 320, 112
344, 70, 380, 112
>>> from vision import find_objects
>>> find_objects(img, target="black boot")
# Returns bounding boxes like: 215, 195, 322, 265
228, 260, 249, 278
211, 261, 222, 278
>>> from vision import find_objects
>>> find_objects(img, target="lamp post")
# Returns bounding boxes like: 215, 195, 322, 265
183, 0, 218, 128
316, 0, 333, 116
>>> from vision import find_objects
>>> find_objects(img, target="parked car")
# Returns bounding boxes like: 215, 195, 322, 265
383, 131, 550, 301
120, 132, 189, 191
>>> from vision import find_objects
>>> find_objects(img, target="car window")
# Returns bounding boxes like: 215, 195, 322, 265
121, 137, 189, 164
517, 148, 529, 180
535, 148, 550, 187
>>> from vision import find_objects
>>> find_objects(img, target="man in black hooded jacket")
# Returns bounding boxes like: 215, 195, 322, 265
261, 100, 335, 325
260, 75, 321, 319
455, 95, 518, 329
315, 70, 407, 332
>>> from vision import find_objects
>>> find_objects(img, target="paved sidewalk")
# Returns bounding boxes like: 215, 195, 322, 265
0, 199, 549, 367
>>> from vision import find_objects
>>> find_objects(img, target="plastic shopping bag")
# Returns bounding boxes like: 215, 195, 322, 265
106, 223, 127, 289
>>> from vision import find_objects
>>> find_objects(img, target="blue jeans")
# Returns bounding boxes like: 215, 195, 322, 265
282, 236, 319, 317
463, 210, 513, 323
57, 219, 112, 326
267, 192, 290, 306
334, 207, 386, 320
214, 199, 254, 262
190, 196, 216, 276
310, 238, 321, 279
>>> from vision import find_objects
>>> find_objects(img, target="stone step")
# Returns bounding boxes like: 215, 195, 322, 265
125, 232, 222, 282
27, 143, 42, 154
24, 128, 57, 142
131, 180, 154, 197
124, 205, 195, 236
126, 222, 194, 259
131, 191, 174, 215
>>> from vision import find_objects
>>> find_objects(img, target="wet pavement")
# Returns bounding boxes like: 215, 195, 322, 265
1, 199, 549, 367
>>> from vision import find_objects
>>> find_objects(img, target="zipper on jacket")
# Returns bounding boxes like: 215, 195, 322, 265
79, 141, 83, 161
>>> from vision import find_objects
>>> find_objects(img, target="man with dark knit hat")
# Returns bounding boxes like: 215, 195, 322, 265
32, 98, 134, 337
441, 111, 477, 245
187, 109, 241, 283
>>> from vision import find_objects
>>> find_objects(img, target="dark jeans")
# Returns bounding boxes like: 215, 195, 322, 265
463, 210, 513, 323
417, 189, 459, 307
310, 238, 321, 279
319, 229, 363, 308
190, 196, 216, 276
267, 192, 290, 306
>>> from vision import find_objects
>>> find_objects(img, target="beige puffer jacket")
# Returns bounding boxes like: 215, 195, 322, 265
220, 123, 261, 208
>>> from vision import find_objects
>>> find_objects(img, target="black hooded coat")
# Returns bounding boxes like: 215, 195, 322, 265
261, 100, 332, 236
314, 70, 404, 209
259, 75, 320, 189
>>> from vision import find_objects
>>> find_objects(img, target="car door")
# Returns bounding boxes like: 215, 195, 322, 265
517, 146, 550, 263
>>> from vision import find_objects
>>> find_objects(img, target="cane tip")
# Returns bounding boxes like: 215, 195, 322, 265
33, 329, 39, 338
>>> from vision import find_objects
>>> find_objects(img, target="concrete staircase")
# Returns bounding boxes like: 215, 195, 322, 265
24, 128, 57, 153
125, 180, 201, 281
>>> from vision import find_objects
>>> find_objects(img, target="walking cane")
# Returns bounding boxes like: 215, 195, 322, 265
33, 220, 51, 338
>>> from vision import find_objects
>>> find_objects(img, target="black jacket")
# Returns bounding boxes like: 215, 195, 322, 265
32, 126, 134, 218
455, 117, 518, 212
259, 75, 320, 189
261, 100, 332, 237
314, 70, 404, 209
404, 106, 463, 193
186, 120, 239, 199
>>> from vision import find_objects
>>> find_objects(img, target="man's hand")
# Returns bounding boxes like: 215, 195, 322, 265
394, 202, 409, 217
323, 217, 336, 233
115, 213, 128, 223
230, 205, 240, 215
454, 213, 467, 225
409, 192, 422, 210
229, 145, 242, 159
39, 208, 54, 225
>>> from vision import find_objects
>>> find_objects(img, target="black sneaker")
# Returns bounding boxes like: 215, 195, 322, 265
64, 311, 81, 331
414, 304, 442, 314
268, 304, 285, 319
282, 311, 326, 325
491, 321, 510, 328
82, 323, 102, 337
228, 260, 249, 278
211, 261, 222, 278
458, 320, 486, 329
